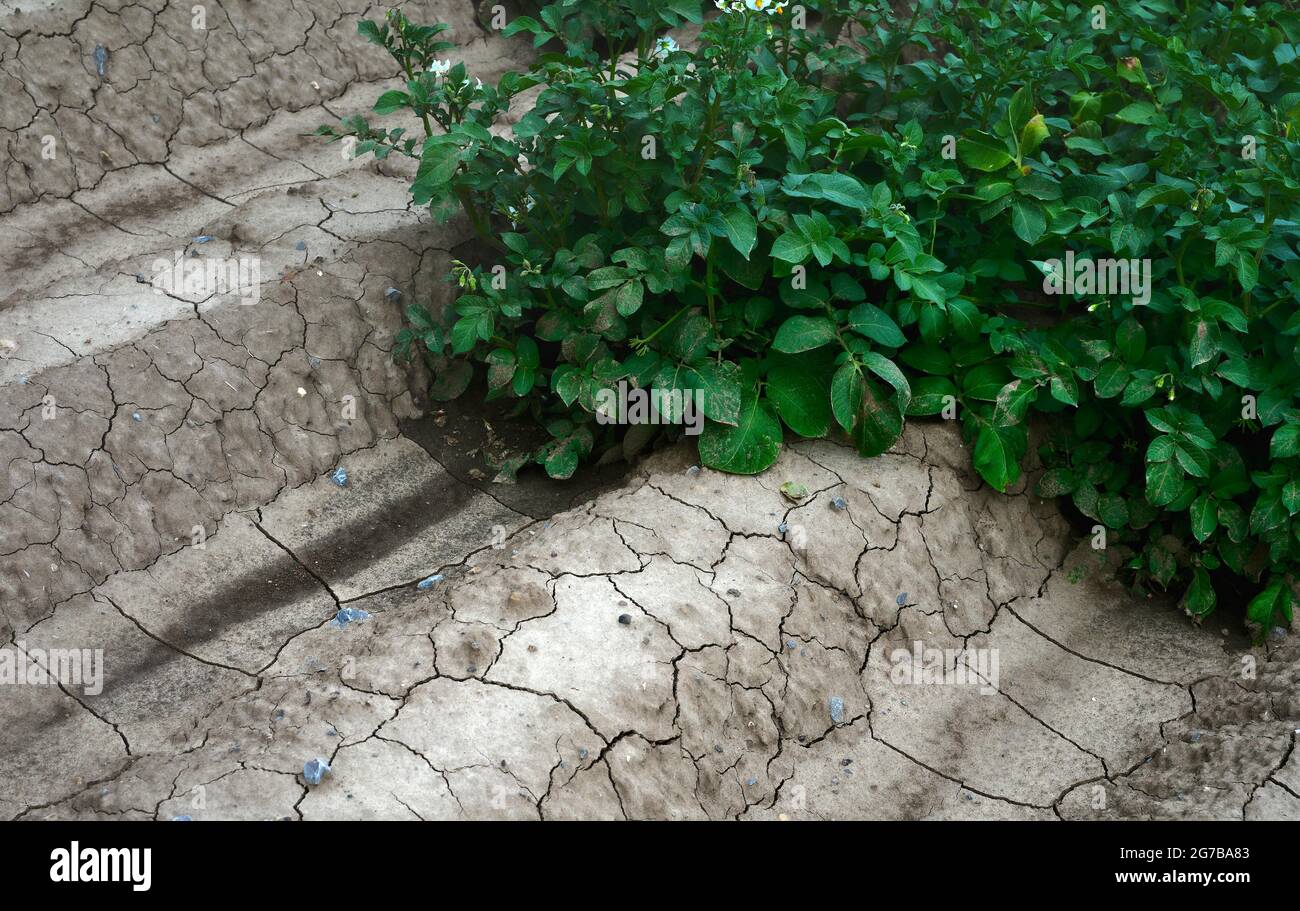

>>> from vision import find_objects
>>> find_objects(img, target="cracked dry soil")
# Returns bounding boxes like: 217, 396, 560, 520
1, 0, 1298, 822
4, 426, 1298, 821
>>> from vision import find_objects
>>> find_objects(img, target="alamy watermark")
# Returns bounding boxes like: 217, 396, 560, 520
151, 250, 261, 305
1040, 250, 1152, 306
888, 640, 1000, 695
50, 842, 150, 892
0, 642, 104, 695
595, 380, 705, 436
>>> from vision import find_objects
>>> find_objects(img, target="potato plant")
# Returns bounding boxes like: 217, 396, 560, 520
319, 0, 1300, 633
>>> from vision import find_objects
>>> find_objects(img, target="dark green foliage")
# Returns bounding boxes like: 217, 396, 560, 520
320, 1, 1300, 633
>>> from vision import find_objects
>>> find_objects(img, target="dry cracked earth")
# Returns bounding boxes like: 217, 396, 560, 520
1, 0, 1299, 822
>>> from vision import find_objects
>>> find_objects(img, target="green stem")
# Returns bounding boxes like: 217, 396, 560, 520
1243, 191, 1273, 316
397, 47, 434, 141
929, 199, 943, 256
1257, 298, 1287, 320
593, 177, 611, 227
690, 88, 722, 192
455, 187, 506, 253
608, 36, 625, 81
1173, 225, 1200, 288
632, 302, 692, 350
705, 249, 716, 328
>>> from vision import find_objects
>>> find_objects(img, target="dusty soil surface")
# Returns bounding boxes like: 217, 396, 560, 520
3, 422, 1298, 820
1, 1, 1297, 821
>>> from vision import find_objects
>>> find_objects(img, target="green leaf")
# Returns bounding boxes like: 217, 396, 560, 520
898, 344, 952, 375
697, 392, 783, 475
1115, 318, 1147, 363
1270, 423, 1300, 459
1188, 320, 1220, 368
1183, 568, 1216, 620
1190, 494, 1218, 543
1235, 251, 1258, 292
1115, 101, 1157, 125
792, 172, 874, 210
587, 266, 635, 290
958, 133, 1013, 172
1011, 199, 1046, 244
780, 481, 808, 501
720, 206, 757, 258
373, 90, 411, 115
412, 140, 462, 201
1136, 184, 1188, 208
1019, 114, 1049, 156
685, 360, 743, 426
1036, 468, 1077, 497
830, 363, 861, 434
770, 232, 811, 263
994, 379, 1037, 424
1120, 375, 1157, 406
511, 367, 535, 397
964, 365, 1011, 401
1098, 493, 1130, 528
767, 354, 832, 438
1063, 131, 1105, 159
1283, 480, 1300, 515
540, 427, 593, 480
829, 363, 902, 456
515, 335, 540, 369
451, 314, 487, 354
861, 351, 911, 413
1116, 56, 1148, 85
773, 316, 836, 353
1147, 542, 1177, 587
502, 15, 547, 38
552, 366, 582, 407
1247, 578, 1293, 630
946, 298, 982, 341
668, 312, 715, 363
615, 280, 644, 317
906, 376, 958, 416
430, 359, 472, 401
847, 303, 906, 347
973, 423, 1025, 492
850, 374, 904, 457
1145, 458, 1185, 507
1250, 492, 1288, 534
1218, 500, 1249, 543
1094, 362, 1129, 398
1049, 371, 1079, 407
1008, 87, 1035, 135
407, 303, 435, 331
485, 348, 517, 393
